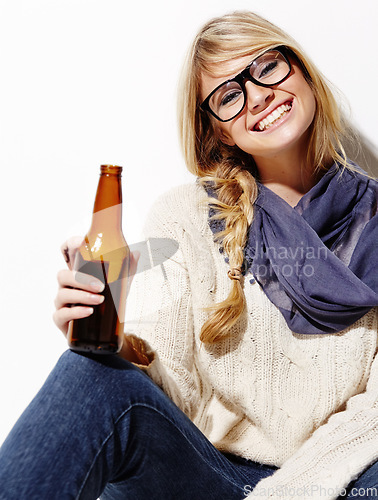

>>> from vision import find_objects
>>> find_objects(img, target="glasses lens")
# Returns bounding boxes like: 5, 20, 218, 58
251, 50, 290, 85
208, 81, 244, 122
207, 49, 291, 121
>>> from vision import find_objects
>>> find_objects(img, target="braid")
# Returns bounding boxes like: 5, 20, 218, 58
199, 156, 258, 343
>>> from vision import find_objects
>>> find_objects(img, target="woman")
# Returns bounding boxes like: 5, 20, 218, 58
0, 11, 377, 500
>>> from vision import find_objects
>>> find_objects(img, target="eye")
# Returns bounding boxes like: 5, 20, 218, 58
258, 60, 278, 79
220, 89, 243, 107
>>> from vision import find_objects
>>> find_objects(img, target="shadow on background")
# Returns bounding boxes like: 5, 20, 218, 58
344, 127, 378, 178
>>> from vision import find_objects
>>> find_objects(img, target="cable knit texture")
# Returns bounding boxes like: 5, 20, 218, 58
125, 182, 378, 500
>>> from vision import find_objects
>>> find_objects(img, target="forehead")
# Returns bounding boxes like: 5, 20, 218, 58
199, 53, 257, 102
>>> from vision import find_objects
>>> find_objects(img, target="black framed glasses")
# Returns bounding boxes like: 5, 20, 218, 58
200, 46, 292, 122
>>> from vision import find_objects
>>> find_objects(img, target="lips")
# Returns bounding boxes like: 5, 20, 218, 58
253, 100, 293, 132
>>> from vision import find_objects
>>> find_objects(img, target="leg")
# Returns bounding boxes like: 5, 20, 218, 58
0, 350, 276, 499
101, 408, 276, 500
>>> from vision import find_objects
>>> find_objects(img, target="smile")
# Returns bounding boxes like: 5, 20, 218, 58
254, 101, 293, 131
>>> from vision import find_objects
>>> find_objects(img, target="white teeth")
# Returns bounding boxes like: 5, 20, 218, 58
257, 103, 292, 131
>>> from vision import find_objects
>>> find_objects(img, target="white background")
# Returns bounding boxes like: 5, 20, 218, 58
0, 0, 377, 445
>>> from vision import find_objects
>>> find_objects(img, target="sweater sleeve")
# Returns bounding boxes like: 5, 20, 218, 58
123, 191, 200, 420
247, 333, 378, 500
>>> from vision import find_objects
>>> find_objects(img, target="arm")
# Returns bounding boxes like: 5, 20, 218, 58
248, 333, 378, 499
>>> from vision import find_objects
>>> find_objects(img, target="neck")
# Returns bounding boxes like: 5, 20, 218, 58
253, 145, 320, 208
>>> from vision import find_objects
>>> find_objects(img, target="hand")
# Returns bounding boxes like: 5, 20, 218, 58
53, 237, 139, 337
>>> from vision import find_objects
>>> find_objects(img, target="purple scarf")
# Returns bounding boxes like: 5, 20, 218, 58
207, 162, 378, 334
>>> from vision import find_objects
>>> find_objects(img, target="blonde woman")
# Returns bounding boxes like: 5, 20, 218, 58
1, 11, 377, 500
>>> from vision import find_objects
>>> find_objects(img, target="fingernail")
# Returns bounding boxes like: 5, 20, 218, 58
91, 294, 104, 303
90, 281, 104, 292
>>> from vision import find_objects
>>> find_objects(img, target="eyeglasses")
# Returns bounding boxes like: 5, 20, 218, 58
200, 47, 292, 122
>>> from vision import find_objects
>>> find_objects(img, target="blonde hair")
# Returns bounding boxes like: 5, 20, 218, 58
177, 11, 350, 344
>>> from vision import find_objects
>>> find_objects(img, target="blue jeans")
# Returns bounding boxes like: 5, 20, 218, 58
0, 350, 376, 499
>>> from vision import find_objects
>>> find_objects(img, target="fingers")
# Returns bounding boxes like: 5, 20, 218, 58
60, 236, 84, 270
57, 268, 104, 292
54, 284, 105, 310
55, 241, 138, 337
55, 269, 105, 310
53, 304, 97, 337
54, 268, 105, 336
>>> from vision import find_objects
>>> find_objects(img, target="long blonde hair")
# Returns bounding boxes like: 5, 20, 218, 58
177, 11, 349, 344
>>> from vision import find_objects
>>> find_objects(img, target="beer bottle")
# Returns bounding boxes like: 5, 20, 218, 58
67, 165, 129, 354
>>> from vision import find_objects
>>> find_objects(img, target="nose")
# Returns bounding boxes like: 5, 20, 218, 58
244, 80, 274, 113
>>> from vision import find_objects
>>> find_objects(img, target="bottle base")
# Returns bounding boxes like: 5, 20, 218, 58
68, 341, 120, 355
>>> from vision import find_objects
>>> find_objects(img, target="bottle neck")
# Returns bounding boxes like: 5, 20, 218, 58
90, 166, 123, 232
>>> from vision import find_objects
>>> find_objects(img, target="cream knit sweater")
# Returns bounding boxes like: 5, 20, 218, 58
125, 182, 378, 500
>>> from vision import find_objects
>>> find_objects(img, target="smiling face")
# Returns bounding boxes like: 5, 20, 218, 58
200, 53, 316, 166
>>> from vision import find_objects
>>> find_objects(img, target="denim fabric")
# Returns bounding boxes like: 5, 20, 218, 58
340, 460, 378, 499
0, 350, 377, 500
0, 350, 276, 499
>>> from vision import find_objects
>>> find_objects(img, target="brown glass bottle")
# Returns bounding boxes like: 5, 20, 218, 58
67, 165, 129, 354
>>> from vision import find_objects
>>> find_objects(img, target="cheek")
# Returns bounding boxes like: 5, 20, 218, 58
295, 77, 317, 123
303, 97, 317, 136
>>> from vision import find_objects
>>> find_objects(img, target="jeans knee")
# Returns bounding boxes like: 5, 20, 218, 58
52, 349, 156, 406
55, 349, 135, 385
